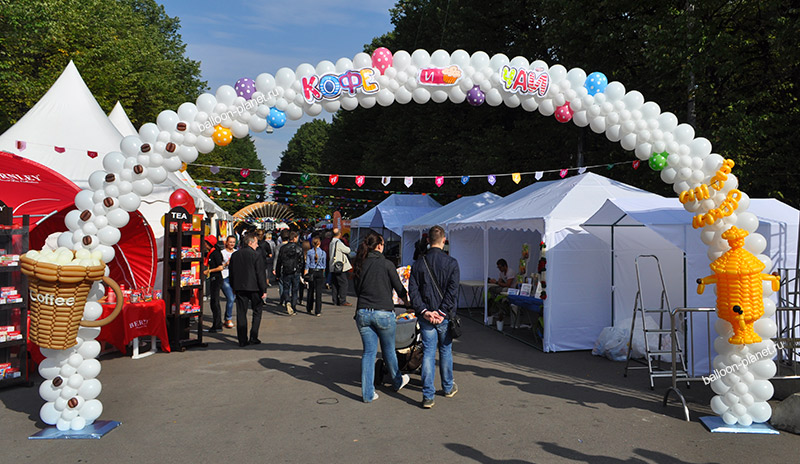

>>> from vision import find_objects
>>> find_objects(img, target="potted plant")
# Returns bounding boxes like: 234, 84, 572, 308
495, 309, 505, 331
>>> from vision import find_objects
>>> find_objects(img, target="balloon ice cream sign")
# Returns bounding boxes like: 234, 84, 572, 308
37, 45, 779, 431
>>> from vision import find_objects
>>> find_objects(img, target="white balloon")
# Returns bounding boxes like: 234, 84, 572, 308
431, 49, 450, 67
79, 399, 103, 422
163, 156, 182, 172
660, 167, 678, 184
431, 89, 448, 103
156, 110, 180, 132
470, 51, 490, 69
589, 116, 606, 134
215, 85, 237, 105
106, 208, 129, 228
412, 88, 431, 104
40, 402, 60, 425
763, 297, 776, 318
285, 103, 304, 120
572, 111, 589, 127
710, 395, 729, 415
38, 357, 62, 379
74, 190, 95, 212
118, 192, 140, 212
352, 52, 372, 68
673, 123, 695, 144
97, 226, 121, 246
196, 93, 217, 114
78, 378, 102, 399
735, 212, 759, 233
255, 73, 276, 94
411, 49, 431, 67
749, 379, 774, 401
604, 82, 626, 101
392, 50, 411, 71
754, 318, 777, 339
77, 358, 101, 380
102, 152, 126, 173
640, 101, 661, 120
39, 379, 61, 402
138, 123, 160, 144
538, 99, 555, 116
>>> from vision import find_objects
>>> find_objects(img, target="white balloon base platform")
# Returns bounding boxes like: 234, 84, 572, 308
28, 420, 120, 440
699, 416, 779, 435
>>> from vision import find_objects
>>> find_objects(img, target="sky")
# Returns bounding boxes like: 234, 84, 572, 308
163, 0, 397, 172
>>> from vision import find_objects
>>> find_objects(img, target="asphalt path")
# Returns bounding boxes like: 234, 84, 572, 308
2, 287, 798, 463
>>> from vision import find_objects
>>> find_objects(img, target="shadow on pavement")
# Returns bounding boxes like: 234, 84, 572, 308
536, 442, 721, 464
445, 443, 535, 463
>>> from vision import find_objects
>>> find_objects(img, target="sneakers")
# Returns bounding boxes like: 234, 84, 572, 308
224, 320, 234, 328
286, 303, 295, 315
365, 392, 378, 403
422, 398, 435, 409
444, 383, 458, 398
396, 374, 410, 392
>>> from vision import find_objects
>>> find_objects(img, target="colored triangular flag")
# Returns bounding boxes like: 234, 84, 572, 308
241, 168, 250, 178
329, 174, 339, 185
54, 146, 65, 153
271, 170, 280, 179
535, 171, 543, 180
355, 175, 365, 187
559, 169, 568, 178
578, 166, 587, 174
404, 176, 413, 188
301, 173, 310, 182
488, 175, 496, 186
87, 151, 98, 159
512, 173, 521, 184
15, 140, 26, 151
435, 176, 444, 187
461, 176, 470, 185
632, 160, 640, 170
381, 176, 391, 186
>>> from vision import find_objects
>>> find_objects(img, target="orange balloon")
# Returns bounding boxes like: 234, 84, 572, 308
212, 125, 232, 146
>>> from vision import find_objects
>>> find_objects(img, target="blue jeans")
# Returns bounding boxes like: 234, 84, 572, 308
221, 277, 235, 321
420, 318, 454, 400
355, 309, 403, 402
281, 273, 300, 308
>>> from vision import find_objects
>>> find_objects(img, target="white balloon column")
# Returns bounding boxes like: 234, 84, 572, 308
34, 47, 774, 428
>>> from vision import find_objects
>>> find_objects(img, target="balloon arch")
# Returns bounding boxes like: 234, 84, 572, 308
30, 48, 780, 430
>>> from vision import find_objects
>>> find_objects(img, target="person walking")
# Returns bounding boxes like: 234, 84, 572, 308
256, 229, 273, 291
276, 231, 304, 315
298, 239, 311, 306
352, 231, 410, 403
329, 228, 352, 306
203, 235, 224, 332
220, 235, 237, 328
304, 237, 326, 316
274, 229, 289, 306
409, 225, 460, 409
228, 233, 268, 347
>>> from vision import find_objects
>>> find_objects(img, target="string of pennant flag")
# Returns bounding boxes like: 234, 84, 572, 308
192, 159, 642, 187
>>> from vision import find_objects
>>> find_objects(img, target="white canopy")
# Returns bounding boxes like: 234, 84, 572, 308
401, 192, 502, 265
583, 196, 799, 374
0, 61, 122, 189
448, 172, 660, 352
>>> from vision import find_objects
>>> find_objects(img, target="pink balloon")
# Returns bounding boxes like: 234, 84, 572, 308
554, 102, 574, 123
371, 47, 393, 75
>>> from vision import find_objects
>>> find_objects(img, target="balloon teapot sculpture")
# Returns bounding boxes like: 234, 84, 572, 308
697, 227, 780, 345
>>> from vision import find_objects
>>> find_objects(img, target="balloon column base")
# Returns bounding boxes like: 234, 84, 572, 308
699, 416, 778, 435
28, 420, 121, 440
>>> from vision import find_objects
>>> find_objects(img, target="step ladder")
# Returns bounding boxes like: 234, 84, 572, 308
624, 255, 689, 389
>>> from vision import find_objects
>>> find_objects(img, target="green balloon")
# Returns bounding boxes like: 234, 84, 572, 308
648, 153, 667, 171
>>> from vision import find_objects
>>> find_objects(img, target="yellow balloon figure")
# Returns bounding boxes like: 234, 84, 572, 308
697, 227, 780, 345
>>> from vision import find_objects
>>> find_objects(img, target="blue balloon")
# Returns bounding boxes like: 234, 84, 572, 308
267, 107, 286, 128
324, 214, 331, 220
584, 72, 608, 96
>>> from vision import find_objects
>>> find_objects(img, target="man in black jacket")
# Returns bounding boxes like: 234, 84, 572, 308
228, 233, 267, 347
276, 231, 304, 315
409, 225, 460, 409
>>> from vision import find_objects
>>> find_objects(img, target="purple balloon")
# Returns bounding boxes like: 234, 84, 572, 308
235, 77, 257, 99
467, 85, 485, 107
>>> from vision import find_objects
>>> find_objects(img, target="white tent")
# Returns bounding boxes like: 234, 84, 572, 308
582, 196, 799, 374
351, 194, 441, 257
449, 172, 660, 352
401, 192, 502, 265
0, 61, 122, 189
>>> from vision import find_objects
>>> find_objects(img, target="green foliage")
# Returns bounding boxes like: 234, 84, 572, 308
187, 136, 265, 214
279, 0, 800, 209
276, 119, 332, 219
0, 0, 206, 130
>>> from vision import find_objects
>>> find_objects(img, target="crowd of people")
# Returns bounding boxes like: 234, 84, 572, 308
202, 225, 462, 409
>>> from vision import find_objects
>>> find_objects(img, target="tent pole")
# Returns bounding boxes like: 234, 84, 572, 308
611, 224, 615, 325
483, 225, 489, 325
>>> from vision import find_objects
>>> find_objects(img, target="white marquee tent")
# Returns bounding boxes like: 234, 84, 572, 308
351, 194, 441, 255
401, 191, 502, 266
449, 172, 660, 352
582, 196, 799, 374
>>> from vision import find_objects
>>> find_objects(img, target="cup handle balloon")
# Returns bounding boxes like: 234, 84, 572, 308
80, 276, 123, 327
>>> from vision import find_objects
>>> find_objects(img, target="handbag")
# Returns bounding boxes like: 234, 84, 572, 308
422, 256, 462, 339
332, 240, 344, 273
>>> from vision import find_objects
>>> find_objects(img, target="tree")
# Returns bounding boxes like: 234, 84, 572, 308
0, 0, 205, 130
279, 0, 800, 208
276, 119, 333, 219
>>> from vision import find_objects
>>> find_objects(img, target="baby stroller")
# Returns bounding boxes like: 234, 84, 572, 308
374, 311, 423, 386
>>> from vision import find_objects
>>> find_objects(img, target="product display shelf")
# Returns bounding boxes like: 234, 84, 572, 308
0, 208, 31, 389
162, 207, 208, 351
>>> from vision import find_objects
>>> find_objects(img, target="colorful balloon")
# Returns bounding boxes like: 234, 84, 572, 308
212, 125, 232, 146
554, 102, 573, 123
371, 47, 393, 75
267, 107, 286, 128
467, 85, 485, 107
649, 152, 668, 171
234, 77, 257, 99
584, 72, 608, 96
169, 189, 195, 214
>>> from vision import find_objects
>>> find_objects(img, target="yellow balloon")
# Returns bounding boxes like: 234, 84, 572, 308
212, 125, 233, 146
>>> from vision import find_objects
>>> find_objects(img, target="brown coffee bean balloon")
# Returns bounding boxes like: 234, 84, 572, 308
82, 236, 92, 246
140, 143, 152, 153
103, 197, 114, 208
68, 397, 79, 408
105, 173, 116, 183
80, 210, 92, 222
176, 122, 187, 131
133, 165, 144, 174
166, 142, 176, 153
52, 376, 63, 387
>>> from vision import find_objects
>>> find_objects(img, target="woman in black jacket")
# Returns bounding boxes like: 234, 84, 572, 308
353, 231, 410, 403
